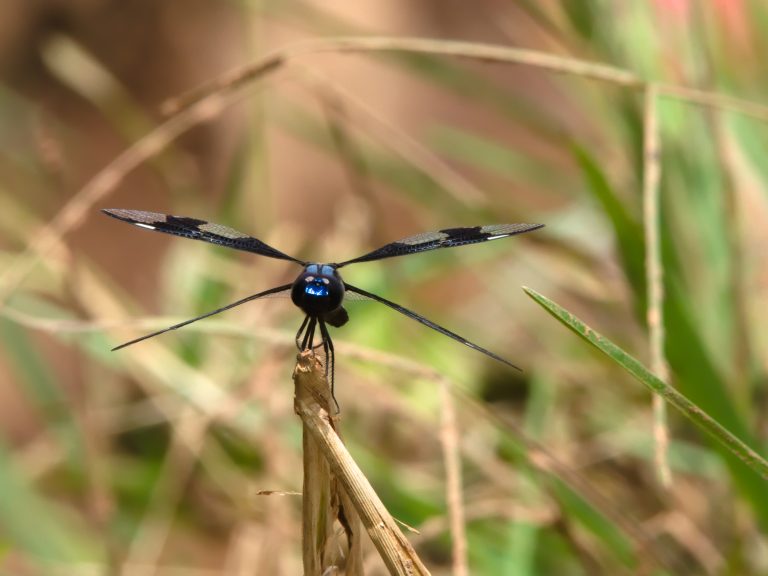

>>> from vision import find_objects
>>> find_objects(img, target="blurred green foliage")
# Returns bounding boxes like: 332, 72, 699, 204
1, 1, 767, 574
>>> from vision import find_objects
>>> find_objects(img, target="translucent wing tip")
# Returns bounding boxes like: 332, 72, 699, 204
102, 208, 134, 218
102, 208, 164, 222
483, 222, 545, 234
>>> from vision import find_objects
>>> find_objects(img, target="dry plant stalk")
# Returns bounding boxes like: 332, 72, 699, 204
293, 351, 430, 576
438, 381, 468, 576
642, 85, 672, 487
294, 350, 363, 575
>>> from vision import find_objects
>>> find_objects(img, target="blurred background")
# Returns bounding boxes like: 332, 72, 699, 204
1, 1, 767, 574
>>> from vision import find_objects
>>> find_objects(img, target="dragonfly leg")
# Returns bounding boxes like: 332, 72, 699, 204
298, 315, 324, 350
318, 319, 339, 413
299, 317, 317, 351
295, 315, 310, 350
296, 316, 338, 411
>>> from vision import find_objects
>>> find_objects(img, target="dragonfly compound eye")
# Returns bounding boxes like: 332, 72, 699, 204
291, 265, 345, 315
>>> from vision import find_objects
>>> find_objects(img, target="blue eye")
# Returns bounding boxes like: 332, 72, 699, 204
305, 283, 329, 297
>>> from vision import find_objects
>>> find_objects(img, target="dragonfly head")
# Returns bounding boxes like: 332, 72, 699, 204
291, 263, 345, 317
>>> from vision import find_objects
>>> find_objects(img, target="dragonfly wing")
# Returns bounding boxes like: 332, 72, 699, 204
112, 283, 293, 351
103, 209, 305, 264
344, 283, 520, 370
335, 223, 543, 267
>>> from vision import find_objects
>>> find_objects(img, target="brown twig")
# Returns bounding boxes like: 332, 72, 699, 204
294, 351, 363, 575
162, 36, 642, 116
164, 36, 768, 124
293, 351, 429, 576
657, 83, 768, 123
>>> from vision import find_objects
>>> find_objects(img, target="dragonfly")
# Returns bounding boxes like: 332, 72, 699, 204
103, 208, 543, 401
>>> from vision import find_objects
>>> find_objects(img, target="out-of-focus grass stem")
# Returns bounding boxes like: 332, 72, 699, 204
6, 35, 768, 319
439, 381, 468, 576
642, 85, 671, 487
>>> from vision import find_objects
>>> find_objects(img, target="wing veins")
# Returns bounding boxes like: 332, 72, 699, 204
335, 223, 543, 268
112, 283, 293, 351
102, 209, 305, 265
344, 283, 520, 371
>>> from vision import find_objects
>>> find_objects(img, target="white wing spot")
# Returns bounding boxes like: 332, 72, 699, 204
485, 234, 509, 241
135, 223, 156, 230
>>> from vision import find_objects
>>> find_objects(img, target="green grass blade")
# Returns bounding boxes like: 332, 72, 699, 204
0, 439, 98, 564
571, 144, 647, 310
0, 317, 85, 471
523, 287, 768, 481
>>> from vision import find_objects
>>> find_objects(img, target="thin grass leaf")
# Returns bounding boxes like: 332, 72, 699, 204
573, 141, 768, 523
571, 144, 647, 310
548, 480, 635, 566
0, 440, 99, 564
496, 434, 639, 569
273, 100, 480, 219
0, 318, 85, 471
523, 287, 768, 481
430, 126, 565, 191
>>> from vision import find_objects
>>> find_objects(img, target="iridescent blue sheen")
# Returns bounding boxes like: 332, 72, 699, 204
304, 264, 336, 276
305, 283, 329, 297
292, 262, 345, 317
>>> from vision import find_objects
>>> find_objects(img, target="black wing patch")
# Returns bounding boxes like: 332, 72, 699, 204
344, 283, 520, 371
102, 209, 305, 265
335, 223, 543, 267
112, 283, 293, 351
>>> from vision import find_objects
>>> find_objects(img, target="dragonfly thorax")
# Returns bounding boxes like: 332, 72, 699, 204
291, 263, 345, 318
